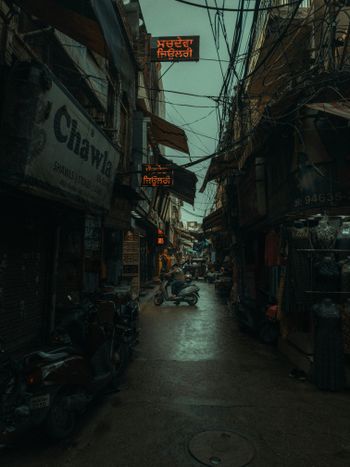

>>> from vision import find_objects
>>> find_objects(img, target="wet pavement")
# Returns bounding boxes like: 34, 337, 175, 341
2, 282, 350, 466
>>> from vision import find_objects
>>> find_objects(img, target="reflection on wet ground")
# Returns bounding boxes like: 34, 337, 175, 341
2, 282, 350, 467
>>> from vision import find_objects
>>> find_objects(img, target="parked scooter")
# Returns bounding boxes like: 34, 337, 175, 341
0, 296, 129, 444
0, 336, 83, 445
98, 285, 140, 357
154, 275, 200, 306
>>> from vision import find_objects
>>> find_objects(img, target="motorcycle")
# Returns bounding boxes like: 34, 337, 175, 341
0, 296, 129, 444
0, 336, 81, 445
98, 284, 140, 357
154, 275, 200, 306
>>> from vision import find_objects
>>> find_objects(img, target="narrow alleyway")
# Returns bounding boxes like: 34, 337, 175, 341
2, 283, 350, 467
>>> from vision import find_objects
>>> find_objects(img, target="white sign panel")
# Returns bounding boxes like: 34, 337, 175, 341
25, 77, 120, 210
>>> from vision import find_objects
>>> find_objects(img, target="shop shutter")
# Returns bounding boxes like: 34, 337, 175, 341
0, 221, 49, 352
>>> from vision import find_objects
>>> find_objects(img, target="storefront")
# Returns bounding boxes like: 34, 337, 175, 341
0, 61, 120, 350
232, 107, 350, 389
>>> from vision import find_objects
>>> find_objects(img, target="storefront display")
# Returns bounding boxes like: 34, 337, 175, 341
311, 215, 337, 249
277, 214, 350, 389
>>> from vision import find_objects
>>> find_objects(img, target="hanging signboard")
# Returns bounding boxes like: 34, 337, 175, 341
157, 229, 165, 246
151, 36, 200, 62
141, 164, 173, 187
0, 62, 120, 212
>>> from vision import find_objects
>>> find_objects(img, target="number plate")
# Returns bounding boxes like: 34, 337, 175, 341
30, 394, 50, 409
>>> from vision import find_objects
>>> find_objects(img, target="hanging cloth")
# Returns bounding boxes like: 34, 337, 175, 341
265, 229, 280, 267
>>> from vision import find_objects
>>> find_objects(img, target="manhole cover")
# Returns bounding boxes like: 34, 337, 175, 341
188, 431, 255, 467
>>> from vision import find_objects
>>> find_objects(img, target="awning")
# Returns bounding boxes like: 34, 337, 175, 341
137, 99, 189, 154
16, 0, 106, 56
159, 155, 197, 205
150, 113, 189, 154
175, 227, 196, 242
200, 150, 240, 193
181, 240, 194, 248
16, 1, 136, 89
306, 101, 350, 120
202, 207, 226, 233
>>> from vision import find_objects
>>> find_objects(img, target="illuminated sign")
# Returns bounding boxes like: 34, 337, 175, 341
151, 36, 200, 62
157, 228, 165, 246
141, 164, 173, 187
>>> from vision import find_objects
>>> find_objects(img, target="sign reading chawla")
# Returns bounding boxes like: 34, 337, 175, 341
0, 62, 120, 211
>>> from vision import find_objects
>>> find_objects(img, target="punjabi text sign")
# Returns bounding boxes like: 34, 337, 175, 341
151, 36, 200, 62
141, 164, 173, 187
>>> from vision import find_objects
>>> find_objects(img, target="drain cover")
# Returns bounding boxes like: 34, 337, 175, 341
188, 431, 255, 467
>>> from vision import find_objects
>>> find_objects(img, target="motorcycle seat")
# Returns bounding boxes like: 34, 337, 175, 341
35, 351, 70, 361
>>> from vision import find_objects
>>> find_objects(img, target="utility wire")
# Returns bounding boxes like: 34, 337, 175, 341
138, 85, 223, 102
174, 0, 303, 12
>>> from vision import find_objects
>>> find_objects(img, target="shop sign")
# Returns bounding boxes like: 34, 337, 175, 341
151, 36, 200, 62
84, 215, 101, 253
289, 163, 350, 211
1, 63, 120, 211
157, 229, 165, 246
141, 164, 173, 187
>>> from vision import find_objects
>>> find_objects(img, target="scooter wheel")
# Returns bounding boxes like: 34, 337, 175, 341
45, 391, 76, 440
154, 293, 164, 306
187, 293, 198, 306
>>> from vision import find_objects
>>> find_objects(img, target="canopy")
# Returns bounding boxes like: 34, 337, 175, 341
137, 99, 189, 154
149, 113, 189, 154
200, 150, 239, 193
15, 0, 136, 90
202, 207, 226, 233
159, 155, 197, 205
306, 101, 350, 120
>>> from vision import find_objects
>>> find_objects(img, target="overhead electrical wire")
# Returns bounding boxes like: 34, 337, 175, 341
180, 108, 217, 126
138, 85, 223, 102
174, 0, 303, 12
205, 0, 225, 81
164, 1, 304, 172
155, 3, 335, 184
167, 108, 212, 159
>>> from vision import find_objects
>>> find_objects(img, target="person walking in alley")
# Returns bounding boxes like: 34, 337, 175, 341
160, 249, 171, 274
